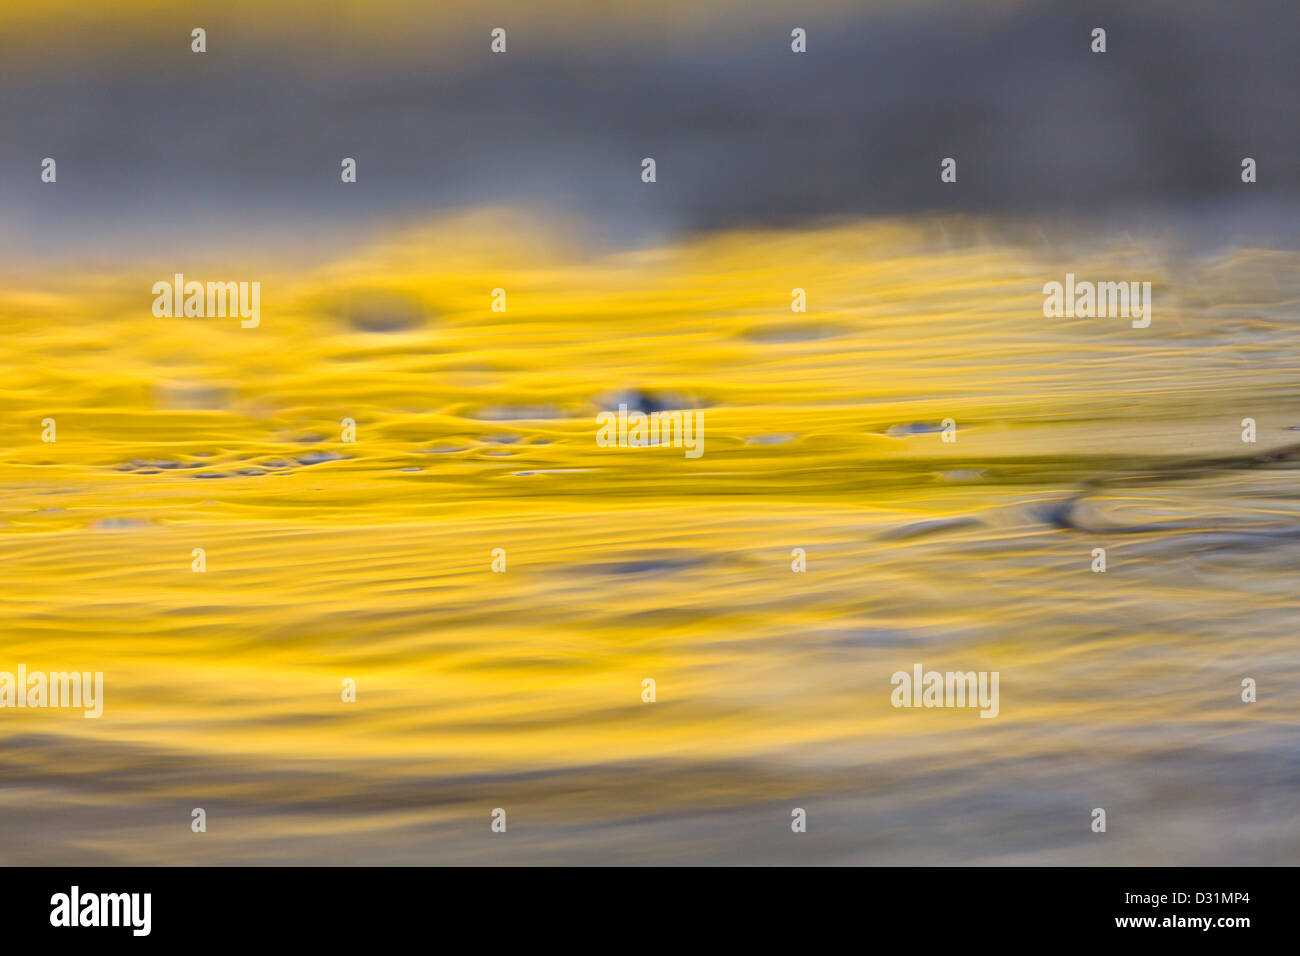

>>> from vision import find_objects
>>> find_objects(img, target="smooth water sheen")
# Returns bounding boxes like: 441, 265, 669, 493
2, 215, 1297, 864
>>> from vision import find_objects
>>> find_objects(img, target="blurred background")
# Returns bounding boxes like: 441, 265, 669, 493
0, 0, 1297, 864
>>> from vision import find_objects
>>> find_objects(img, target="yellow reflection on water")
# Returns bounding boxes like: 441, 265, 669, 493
2, 214, 1297, 864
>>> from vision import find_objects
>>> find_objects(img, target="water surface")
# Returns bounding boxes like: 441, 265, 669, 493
2, 217, 1297, 864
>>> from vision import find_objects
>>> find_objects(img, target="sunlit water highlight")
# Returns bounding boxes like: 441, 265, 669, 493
2, 215, 1297, 864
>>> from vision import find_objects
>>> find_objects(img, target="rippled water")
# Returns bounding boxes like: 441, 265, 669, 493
2, 216, 1297, 864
